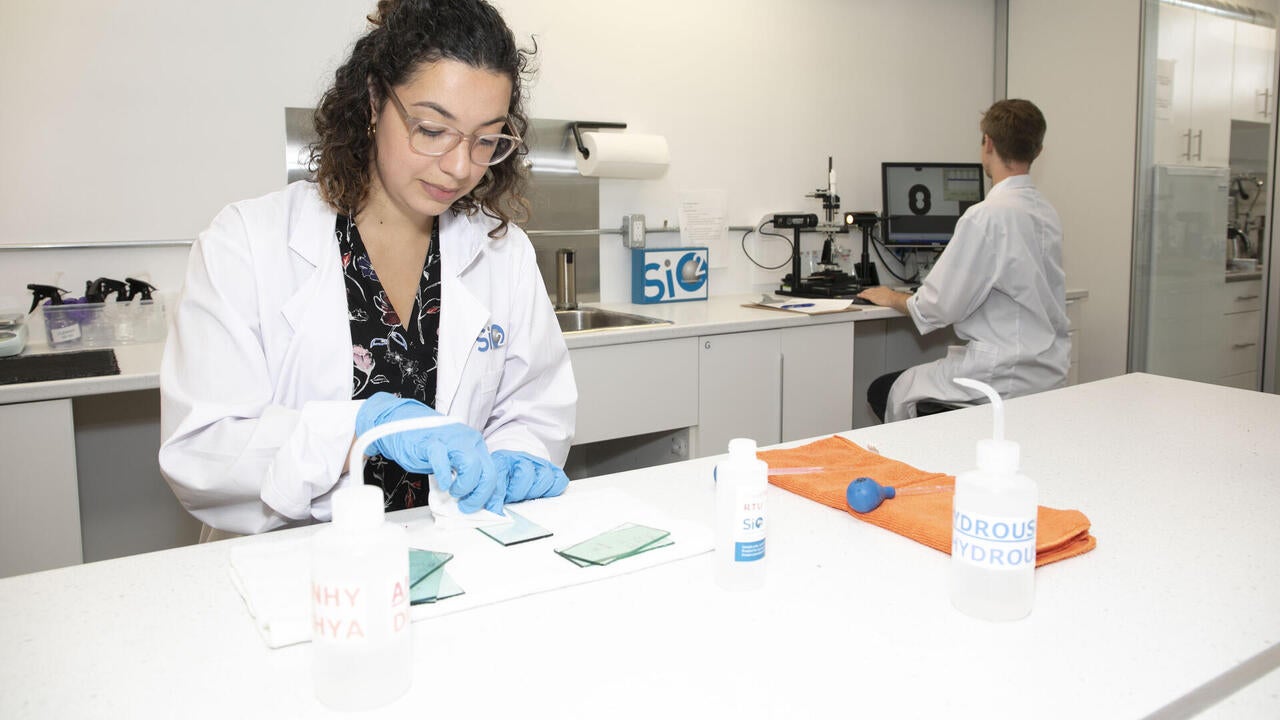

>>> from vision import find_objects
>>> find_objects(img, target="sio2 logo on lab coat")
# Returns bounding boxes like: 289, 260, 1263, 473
475, 324, 505, 353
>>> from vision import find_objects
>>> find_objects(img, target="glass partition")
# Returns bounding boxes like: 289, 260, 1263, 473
1130, 0, 1276, 389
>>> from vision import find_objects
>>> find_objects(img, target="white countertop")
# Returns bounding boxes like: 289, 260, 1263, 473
0, 290, 1088, 403
0, 372, 1273, 719
0, 341, 166, 404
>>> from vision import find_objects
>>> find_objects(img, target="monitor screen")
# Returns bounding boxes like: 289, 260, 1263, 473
881, 162, 985, 246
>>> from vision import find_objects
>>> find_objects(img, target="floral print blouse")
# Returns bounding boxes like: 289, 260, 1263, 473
338, 214, 441, 510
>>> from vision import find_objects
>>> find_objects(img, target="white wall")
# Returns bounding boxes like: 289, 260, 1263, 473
0, 0, 993, 314
0, 0, 375, 315
1007, 0, 1142, 384
495, 0, 995, 300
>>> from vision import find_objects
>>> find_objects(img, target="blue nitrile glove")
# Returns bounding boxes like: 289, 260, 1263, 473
491, 450, 570, 503
354, 393, 500, 513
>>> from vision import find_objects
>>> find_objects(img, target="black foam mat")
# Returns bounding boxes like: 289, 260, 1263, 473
0, 349, 121, 385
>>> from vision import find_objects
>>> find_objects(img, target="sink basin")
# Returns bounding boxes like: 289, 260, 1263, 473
555, 307, 671, 334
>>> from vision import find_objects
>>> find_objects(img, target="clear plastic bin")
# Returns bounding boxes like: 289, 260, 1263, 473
41, 299, 166, 349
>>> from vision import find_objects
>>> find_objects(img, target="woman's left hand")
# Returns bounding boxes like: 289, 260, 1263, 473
491, 450, 570, 503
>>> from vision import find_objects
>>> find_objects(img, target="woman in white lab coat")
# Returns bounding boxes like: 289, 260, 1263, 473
859, 99, 1070, 423
160, 0, 576, 535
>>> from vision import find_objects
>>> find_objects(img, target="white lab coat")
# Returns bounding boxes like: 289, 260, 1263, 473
160, 182, 576, 534
886, 174, 1069, 422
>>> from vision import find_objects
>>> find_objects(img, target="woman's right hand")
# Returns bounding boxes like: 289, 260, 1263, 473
354, 393, 499, 513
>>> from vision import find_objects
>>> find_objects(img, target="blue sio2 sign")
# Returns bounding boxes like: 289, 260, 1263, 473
631, 247, 709, 304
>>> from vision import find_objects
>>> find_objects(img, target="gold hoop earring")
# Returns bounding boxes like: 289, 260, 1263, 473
367, 121, 376, 138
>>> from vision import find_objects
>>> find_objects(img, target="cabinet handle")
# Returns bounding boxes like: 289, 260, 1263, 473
1181, 129, 1192, 160
777, 352, 784, 441
1193, 129, 1203, 161
1232, 342, 1257, 349
1235, 294, 1259, 301
1258, 88, 1272, 118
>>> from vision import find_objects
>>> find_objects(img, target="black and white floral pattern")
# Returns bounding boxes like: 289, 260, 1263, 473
337, 215, 441, 510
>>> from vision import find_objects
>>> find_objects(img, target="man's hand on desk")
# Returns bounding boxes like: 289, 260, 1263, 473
857, 286, 912, 315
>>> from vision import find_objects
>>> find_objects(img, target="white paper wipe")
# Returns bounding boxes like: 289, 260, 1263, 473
426, 474, 512, 530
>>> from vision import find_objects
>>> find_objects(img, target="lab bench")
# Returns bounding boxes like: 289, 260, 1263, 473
0, 291, 1086, 577
0, 373, 1276, 718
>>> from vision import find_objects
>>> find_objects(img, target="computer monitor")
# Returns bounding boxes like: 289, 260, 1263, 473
881, 162, 985, 247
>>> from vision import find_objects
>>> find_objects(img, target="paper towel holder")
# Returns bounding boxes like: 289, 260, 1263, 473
570, 121, 627, 159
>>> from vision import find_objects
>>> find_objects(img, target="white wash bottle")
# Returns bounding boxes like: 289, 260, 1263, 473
311, 484, 413, 710
715, 438, 768, 590
949, 378, 1038, 621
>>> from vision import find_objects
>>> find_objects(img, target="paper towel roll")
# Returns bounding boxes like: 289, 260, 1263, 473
575, 131, 669, 179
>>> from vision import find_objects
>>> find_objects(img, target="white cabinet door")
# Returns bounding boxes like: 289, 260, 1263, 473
779, 323, 854, 442
694, 330, 781, 457
1156, 4, 1197, 164
1154, 6, 1235, 166
1231, 21, 1276, 122
1, 399, 83, 577
1191, 12, 1236, 167
569, 338, 699, 445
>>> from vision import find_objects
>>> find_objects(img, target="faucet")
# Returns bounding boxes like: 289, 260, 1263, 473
555, 248, 577, 310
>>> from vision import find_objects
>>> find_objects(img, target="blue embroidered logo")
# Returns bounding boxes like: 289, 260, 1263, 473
476, 323, 506, 353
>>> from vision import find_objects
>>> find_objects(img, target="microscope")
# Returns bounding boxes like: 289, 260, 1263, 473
777, 158, 861, 299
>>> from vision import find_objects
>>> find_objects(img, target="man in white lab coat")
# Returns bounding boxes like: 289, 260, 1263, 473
858, 98, 1069, 423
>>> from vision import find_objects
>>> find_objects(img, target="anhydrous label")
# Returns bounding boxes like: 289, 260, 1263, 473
952, 510, 1036, 570
311, 574, 410, 642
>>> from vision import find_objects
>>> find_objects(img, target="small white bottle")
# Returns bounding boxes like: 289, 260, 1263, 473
310, 484, 413, 710
950, 378, 1038, 621
715, 438, 768, 591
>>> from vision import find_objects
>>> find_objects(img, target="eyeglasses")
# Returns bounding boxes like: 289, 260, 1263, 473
382, 85, 522, 166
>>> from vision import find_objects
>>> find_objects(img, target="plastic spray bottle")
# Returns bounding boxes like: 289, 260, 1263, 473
310, 484, 412, 710
949, 378, 1037, 621
715, 438, 768, 590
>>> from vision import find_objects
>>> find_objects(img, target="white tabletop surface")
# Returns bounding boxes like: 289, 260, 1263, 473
5, 372, 1256, 720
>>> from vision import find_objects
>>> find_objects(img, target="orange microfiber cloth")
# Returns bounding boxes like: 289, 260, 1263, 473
759, 436, 1096, 566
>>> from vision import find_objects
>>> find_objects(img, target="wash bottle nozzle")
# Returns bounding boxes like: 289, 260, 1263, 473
953, 377, 1019, 474
86, 277, 129, 303
26, 284, 68, 313
124, 278, 157, 301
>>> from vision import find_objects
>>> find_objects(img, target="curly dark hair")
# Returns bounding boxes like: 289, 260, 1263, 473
310, 0, 534, 238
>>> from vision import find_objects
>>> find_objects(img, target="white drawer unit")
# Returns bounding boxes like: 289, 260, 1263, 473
1221, 279, 1263, 313
568, 338, 699, 445
1223, 310, 1262, 376
1217, 279, 1263, 388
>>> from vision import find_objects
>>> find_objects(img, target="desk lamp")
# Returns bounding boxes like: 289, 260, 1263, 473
844, 211, 880, 288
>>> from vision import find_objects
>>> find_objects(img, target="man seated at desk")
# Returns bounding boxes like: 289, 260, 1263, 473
857, 98, 1070, 423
